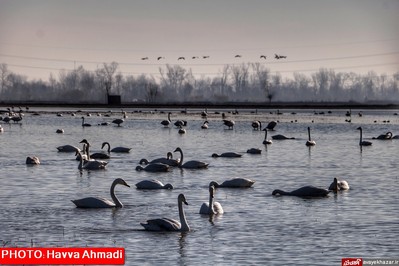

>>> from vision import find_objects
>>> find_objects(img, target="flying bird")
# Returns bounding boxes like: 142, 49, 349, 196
141, 57, 149, 60
157, 56, 164, 60
178, 57, 185, 60
275, 54, 287, 59
234, 55, 242, 58
202, 56, 210, 59
260, 55, 267, 59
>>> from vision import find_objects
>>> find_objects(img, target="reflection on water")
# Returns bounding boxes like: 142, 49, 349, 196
0, 107, 398, 265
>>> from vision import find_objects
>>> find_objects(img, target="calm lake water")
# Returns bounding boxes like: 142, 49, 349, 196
0, 107, 398, 265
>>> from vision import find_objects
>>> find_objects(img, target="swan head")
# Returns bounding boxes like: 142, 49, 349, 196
79, 139, 90, 146
135, 165, 144, 171
178, 194, 188, 205
356, 127, 362, 131
164, 183, 174, 189
167, 152, 174, 159
139, 159, 149, 165
114, 178, 130, 188
211, 153, 220, 158
272, 189, 285, 196
209, 181, 220, 188
174, 147, 182, 153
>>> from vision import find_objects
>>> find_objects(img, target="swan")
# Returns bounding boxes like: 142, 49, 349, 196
79, 139, 110, 159
75, 149, 108, 170
272, 186, 329, 198
139, 152, 179, 166
328, 177, 350, 192
174, 147, 209, 169
57, 145, 80, 152
141, 193, 190, 232
210, 178, 255, 188
112, 118, 124, 127
136, 163, 170, 172
211, 152, 242, 158
178, 126, 186, 134
174, 120, 187, 127
247, 148, 262, 154
306, 127, 316, 146
252, 120, 262, 130
372, 132, 393, 140
72, 178, 130, 208
223, 119, 235, 130
161, 112, 172, 127
262, 128, 272, 144
81, 117, 91, 127
393, 135, 399, 139
266, 121, 277, 130
56, 129, 64, 134
199, 184, 223, 215
26, 156, 40, 165
357, 127, 372, 146
135, 180, 173, 189
272, 134, 295, 140
201, 121, 209, 129
101, 142, 131, 153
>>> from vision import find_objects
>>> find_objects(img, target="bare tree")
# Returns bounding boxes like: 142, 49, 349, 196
146, 82, 159, 103
0, 63, 10, 91
95, 62, 119, 96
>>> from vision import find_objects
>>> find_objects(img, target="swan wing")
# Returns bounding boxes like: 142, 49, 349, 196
199, 203, 210, 214
135, 180, 163, 189
141, 218, 180, 231
213, 202, 224, 214
72, 197, 115, 208
182, 161, 208, 169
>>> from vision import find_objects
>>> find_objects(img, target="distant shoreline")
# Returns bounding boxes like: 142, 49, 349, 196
1, 101, 398, 110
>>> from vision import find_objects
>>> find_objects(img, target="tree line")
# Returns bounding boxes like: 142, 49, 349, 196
0, 62, 398, 104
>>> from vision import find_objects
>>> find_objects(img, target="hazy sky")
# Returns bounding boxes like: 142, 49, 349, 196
0, 0, 398, 81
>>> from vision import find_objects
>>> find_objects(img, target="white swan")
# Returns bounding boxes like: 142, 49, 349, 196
252, 120, 262, 130
272, 134, 295, 140
357, 127, 372, 146
75, 148, 108, 170
178, 126, 186, 134
139, 152, 179, 166
328, 177, 350, 192
72, 178, 130, 208
79, 139, 110, 159
262, 128, 272, 144
101, 141, 132, 153
210, 178, 255, 188
211, 152, 242, 158
201, 121, 209, 129
223, 119, 235, 130
372, 132, 393, 140
199, 184, 223, 215
0, 125, 3, 133
266, 121, 277, 130
141, 193, 190, 232
306, 127, 316, 146
272, 186, 329, 198
135, 180, 173, 189
136, 163, 170, 172
174, 147, 209, 169
161, 112, 172, 127
26, 156, 40, 165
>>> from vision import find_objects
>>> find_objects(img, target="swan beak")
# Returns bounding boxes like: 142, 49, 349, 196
183, 200, 188, 206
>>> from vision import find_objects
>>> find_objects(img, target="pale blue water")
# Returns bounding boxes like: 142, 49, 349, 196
0, 107, 398, 265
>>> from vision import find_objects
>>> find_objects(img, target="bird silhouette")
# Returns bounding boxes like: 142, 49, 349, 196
202, 56, 210, 59
235, 55, 242, 58
260, 55, 267, 59
157, 56, 164, 60
178, 57, 185, 60
275, 54, 287, 59
141, 57, 149, 60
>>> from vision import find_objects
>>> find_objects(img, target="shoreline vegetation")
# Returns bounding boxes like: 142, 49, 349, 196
0, 101, 398, 110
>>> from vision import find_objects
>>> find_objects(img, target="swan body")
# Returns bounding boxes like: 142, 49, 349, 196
306, 127, 316, 146
136, 163, 170, 172
140, 152, 179, 166
161, 112, 172, 127
76, 149, 108, 170
81, 117, 91, 127
328, 177, 350, 191
393, 135, 399, 139
72, 178, 130, 208
247, 148, 262, 154
57, 145, 80, 152
141, 193, 190, 232
272, 186, 330, 198
26, 156, 40, 165
272, 134, 295, 140
79, 139, 110, 160
357, 127, 372, 146
174, 147, 209, 169
201, 121, 209, 129
210, 178, 255, 188
56, 129, 64, 134
101, 142, 131, 153
252, 120, 262, 130
112, 118, 124, 127
372, 132, 393, 140
135, 180, 173, 189
199, 184, 223, 215
211, 152, 242, 158
266, 121, 277, 130
178, 126, 186, 134
223, 119, 235, 129
262, 128, 272, 144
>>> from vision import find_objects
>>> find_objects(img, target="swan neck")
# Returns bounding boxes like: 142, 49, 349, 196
178, 199, 189, 231
104, 142, 111, 152
208, 192, 215, 214
308, 127, 311, 141
178, 149, 183, 166
110, 181, 122, 207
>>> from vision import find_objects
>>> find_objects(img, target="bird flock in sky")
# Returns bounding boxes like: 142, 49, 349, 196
139, 54, 287, 61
